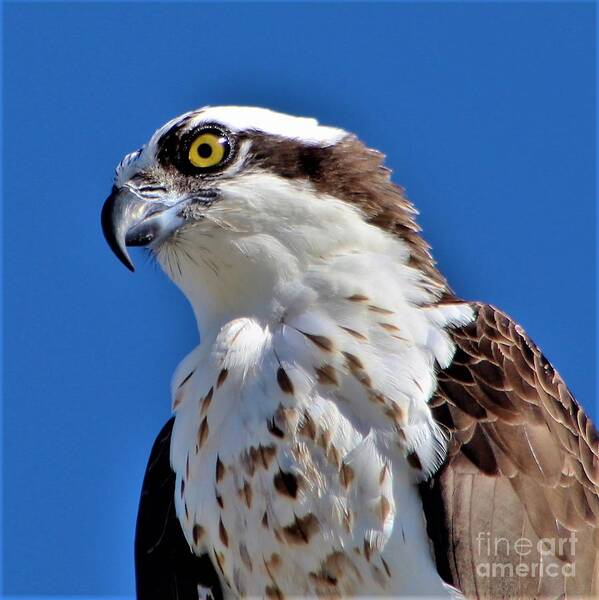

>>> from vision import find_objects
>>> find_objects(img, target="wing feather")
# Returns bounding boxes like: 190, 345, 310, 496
422, 303, 599, 598
135, 418, 223, 600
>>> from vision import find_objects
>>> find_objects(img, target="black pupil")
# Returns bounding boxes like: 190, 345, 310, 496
198, 143, 213, 159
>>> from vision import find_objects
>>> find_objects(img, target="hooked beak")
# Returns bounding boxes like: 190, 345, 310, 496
101, 186, 173, 272
102, 185, 219, 271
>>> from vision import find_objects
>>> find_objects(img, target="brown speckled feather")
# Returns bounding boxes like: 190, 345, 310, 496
422, 303, 599, 599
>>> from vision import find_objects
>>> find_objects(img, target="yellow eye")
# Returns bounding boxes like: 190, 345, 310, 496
188, 131, 230, 169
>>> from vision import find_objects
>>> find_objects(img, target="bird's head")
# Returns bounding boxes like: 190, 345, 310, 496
102, 106, 447, 329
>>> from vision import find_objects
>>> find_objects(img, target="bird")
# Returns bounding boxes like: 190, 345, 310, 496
102, 106, 599, 599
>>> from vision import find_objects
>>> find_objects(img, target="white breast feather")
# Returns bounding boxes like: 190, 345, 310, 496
168, 239, 473, 597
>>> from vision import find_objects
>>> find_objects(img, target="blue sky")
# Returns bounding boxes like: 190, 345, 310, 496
3, 1, 596, 596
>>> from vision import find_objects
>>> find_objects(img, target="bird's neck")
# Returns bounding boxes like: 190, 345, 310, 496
160, 227, 442, 344
177, 243, 301, 338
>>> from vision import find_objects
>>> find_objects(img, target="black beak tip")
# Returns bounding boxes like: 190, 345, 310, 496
119, 255, 136, 273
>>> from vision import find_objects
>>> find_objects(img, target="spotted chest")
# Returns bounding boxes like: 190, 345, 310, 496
170, 297, 473, 597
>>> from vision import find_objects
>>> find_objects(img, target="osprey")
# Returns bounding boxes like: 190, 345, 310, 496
102, 106, 599, 599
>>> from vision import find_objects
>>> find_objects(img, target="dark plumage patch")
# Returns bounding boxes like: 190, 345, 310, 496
241, 481, 252, 509
300, 331, 334, 352
342, 508, 352, 533
244, 134, 323, 181
246, 445, 274, 471
276, 404, 297, 430
277, 367, 294, 394
155, 113, 196, 166
267, 417, 285, 438
347, 294, 369, 302
241, 451, 256, 477
264, 553, 281, 574
239, 542, 253, 571
379, 496, 392, 522
363, 538, 373, 562
339, 325, 367, 340
256, 444, 276, 469
342, 351, 364, 371
309, 571, 338, 586
368, 305, 394, 315
201, 386, 214, 415
317, 429, 331, 450
281, 513, 320, 544
265, 585, 284, 600
327, 445, 341, 469
198, 417, 209, 448
193, 524, 205, 545
214, 550, 225, 575
216, 369, 228, 388
298, 146, 323, 179
173, 390, 184, 410
384, 402, 406, 426
340, 463, 355, 488
345, 354, 372, 388
406, 451, 423, 471
381, 557, 392, 578
178, 370, 194, 389
379, 322, 401, 333
247, 446, 259, 471
460, 424, 500, 476
174, 370, 194, 408
219, 519, 228, 547
215, 456, 225, 482
298, 412, 316, 440
274, 470, 299, 498
315, 364, 339, 386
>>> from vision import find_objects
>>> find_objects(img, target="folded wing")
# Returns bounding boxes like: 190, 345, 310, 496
135, 418, 223, 600
421, 303, 599, 598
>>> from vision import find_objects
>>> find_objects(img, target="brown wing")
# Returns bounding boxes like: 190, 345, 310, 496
421, 303, 599, 599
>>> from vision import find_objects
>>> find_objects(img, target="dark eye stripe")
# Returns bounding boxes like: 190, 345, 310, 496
138, 185, 168, 193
